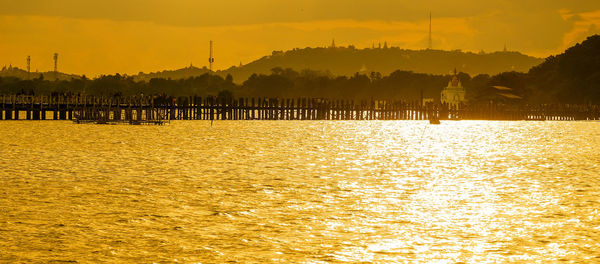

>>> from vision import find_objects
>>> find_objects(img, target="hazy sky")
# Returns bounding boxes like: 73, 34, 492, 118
1, 0, 599, 76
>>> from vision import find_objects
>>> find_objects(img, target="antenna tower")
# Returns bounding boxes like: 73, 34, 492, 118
428, 12, 432, 50
208, 41, 215, 71
26, 56, 31, 80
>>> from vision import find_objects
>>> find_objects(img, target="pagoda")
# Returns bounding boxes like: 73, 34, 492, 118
441, 69, 466, 105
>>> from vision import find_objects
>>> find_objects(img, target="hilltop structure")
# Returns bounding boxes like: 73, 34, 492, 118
441, 69, 466, 105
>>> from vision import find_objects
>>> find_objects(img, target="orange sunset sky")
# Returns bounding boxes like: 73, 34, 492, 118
1, 0, 599, 77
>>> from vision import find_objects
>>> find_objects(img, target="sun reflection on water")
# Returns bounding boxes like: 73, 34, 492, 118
0, 120, 599, 262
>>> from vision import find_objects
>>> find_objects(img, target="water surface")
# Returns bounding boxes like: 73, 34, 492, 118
1, 120, 599, 263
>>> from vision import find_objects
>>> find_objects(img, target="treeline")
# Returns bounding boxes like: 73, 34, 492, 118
0, 66, 595, 104
0, 73, 235, 98
468, 35, 600, 104
0, 67, 525, 103
525, 35, 600, 103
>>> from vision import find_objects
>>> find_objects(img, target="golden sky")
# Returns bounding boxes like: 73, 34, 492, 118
1, 0, 599, 76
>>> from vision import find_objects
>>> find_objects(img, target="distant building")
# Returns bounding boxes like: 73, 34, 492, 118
359, 64, 367, 74
422, 98, 434, 105
441, 69, 466, 105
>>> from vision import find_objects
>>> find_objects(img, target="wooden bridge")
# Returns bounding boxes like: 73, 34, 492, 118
1, 95, 599, 122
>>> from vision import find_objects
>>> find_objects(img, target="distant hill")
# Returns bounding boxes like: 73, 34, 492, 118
134, 65, 210, 82
124, 47, 542, 83
0, 66, 79, 81
527, 35, 600, 103
218, 47, 542, 83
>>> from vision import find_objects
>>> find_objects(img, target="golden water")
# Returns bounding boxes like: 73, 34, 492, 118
1, 121, 599, 263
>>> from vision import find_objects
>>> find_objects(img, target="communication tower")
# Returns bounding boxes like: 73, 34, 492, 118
26, 56, 31, 80
428, 12, 432, 50
208, 41, 215, 71
53, 53, 58, 80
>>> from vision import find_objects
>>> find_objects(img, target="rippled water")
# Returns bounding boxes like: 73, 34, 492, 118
1, 120, 599, 263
